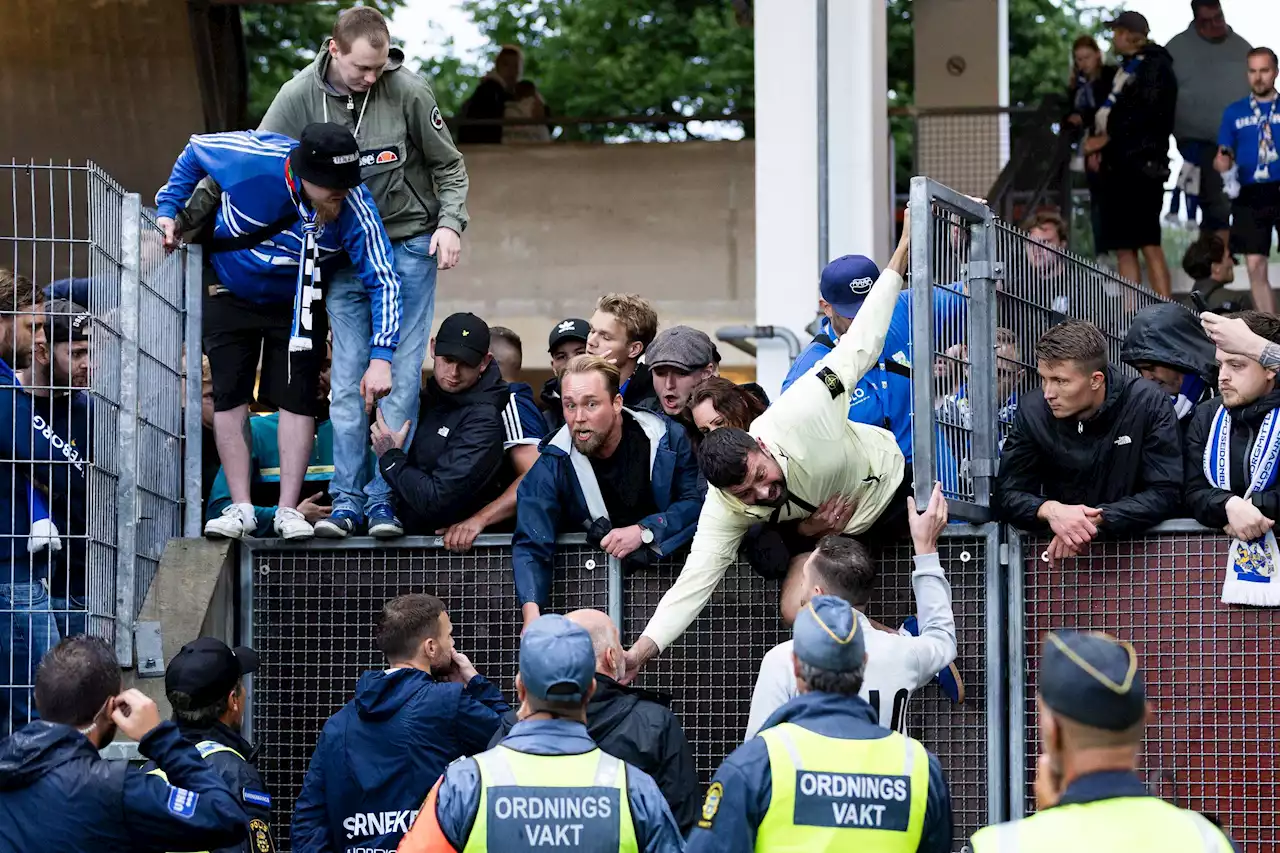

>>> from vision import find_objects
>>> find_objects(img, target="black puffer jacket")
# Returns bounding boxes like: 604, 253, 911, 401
378, 361, 508, 532
1184, 389, 1280, 529
995, 368, 1183, 535
1103, 42, 1178, 174
489, 674, 700, 833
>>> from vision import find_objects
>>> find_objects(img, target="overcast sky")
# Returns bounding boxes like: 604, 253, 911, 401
390, 0, 1280, 70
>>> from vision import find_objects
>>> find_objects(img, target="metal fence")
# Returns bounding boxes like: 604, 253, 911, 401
0, 161, 201, 714
242, 525, 1003, 852
1008, 523, 1278, 851
908, 175, 1167, 521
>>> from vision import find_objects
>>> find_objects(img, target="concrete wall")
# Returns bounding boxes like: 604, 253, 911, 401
434, 141, 759, 371
0, 0, 205, 196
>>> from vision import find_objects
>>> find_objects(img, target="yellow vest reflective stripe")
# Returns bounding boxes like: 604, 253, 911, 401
145, 741, 247, 853
971, 798, 1234, 853
463, 746, 638, 853
756, 721, 929, 853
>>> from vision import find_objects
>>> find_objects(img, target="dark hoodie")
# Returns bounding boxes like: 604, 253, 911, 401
0, 720, 248, 852
291, 667, 509, 853
1120, 303, 1217, 431
1102, 42, 1178, 176
488, 673, 700, 833
995, 367, 1183, 535
378, 360, 509, 533
1185, 388, 1280, 529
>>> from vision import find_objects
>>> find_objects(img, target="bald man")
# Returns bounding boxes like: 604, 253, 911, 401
489, 609, 699, 832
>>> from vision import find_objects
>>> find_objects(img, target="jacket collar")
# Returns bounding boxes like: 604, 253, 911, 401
312, 37, 404, 96
758, 689, 880, 735
501, 718, 597, 756
1226, 387, 1280, 425
175, 719, 255, 755
593, 672, 672, 708
545, 407, 668, 457
1053, 769, 1150, 808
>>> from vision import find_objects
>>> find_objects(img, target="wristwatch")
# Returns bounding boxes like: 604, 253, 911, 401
638, 524, 655, 545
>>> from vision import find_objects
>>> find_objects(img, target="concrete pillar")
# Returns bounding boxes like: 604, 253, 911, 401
754, 0, 889, 395
912, 0, 1009, 197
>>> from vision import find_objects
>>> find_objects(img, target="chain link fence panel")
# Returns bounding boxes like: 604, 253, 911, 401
1009, 523, 1277, 851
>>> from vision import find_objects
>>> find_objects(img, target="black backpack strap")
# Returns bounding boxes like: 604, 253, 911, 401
882, 359, 911, 379
206, 211, 299, 254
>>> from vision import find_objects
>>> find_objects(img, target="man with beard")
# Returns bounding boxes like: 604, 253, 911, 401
0, 271, 85, 734
291, 594, 509, 853
155, 122, 402, 543
205, 344, 334, 537
512, 356, 704, 630
18, 301, 94, 636
623, 218, 912, 680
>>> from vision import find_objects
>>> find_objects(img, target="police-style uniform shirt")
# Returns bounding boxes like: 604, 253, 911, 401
399, 718, 685, 853
140, 720, 275, 853
971, 770, 1238, 853
686, 692, 952, 853
1219, 94, 1280, 186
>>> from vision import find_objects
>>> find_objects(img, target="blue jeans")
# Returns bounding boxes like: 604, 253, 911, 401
0, 580, 60, 735
52, 595, 87, 639
328, 233, 438, 516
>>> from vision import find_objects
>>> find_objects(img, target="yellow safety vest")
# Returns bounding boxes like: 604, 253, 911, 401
756, 721, 930, 853
463, 745, 639, 853
971, 797, 1235, 853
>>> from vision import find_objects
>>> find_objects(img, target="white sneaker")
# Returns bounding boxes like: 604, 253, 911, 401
273, 506, 314, 541
205, 503, 255, 540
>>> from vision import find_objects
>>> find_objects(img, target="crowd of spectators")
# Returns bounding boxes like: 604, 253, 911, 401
1065, 3, 1279, 310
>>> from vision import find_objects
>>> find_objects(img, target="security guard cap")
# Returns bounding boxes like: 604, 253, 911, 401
1040, 630, 1145, 731
793, 594, 865, 672
519, 614, 596, 703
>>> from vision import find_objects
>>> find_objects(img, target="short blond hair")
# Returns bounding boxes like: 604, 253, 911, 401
596, 293, 658, 350
563, 354, 620, 398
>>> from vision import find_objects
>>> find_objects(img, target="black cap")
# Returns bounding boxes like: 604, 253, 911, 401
1039, 631, 1145, 731
1104, 11, 1150, 35
435, 312, 491, 367
548, 318, 590, 351
43, 299, 92, 346
165, 637, 259, 707
289, 123, 363, 190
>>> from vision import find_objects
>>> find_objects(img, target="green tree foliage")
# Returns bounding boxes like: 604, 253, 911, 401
240, 0, 405, 125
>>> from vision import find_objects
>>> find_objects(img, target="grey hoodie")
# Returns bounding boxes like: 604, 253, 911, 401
1166, 23, 1253, 143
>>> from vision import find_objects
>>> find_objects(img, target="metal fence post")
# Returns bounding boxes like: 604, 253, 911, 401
239, 543, 256, 743
607, 555, 623, 629
964, 214, 1000, 508
907, 176, 935, 509
1005, 524, 1026, 819
183, 244, 204, 538
983, 521, 1008, 825
114, 192, 142, 666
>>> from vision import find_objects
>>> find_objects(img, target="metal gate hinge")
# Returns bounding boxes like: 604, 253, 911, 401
963, 261, 1003, 280
134, 621, 165, 677
998, 543, 1010, 566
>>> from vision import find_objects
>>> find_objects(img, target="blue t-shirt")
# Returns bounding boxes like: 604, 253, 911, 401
1218, 95, 1280, 185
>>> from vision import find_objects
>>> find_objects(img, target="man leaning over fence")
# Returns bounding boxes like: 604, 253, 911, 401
182, 6, 468, 541
292, 594, 508, 853
0, 270, 84, 734
513, 355, 704, 630
745, 483, 959, 741
994, 320, 1182, 567
155, 122, 401, 543
686, 595, 952, 853
1185, 310, 1280, 605
623, 215, 913, 680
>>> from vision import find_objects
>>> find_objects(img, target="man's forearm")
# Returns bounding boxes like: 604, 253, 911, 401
1261, 343, 1280, 369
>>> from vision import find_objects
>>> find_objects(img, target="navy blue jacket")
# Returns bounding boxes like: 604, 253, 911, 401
0, 720, 249, 852
512, 408, 705, 607
0, 359, 89, 586
685, 692, 952, 853
430, 718, 685, 852
291, 667, 509, 853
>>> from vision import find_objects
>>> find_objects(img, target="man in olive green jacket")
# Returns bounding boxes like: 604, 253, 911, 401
179, 7, 469, 540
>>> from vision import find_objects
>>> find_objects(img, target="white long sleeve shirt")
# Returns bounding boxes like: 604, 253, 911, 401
639, 267, 908, 652
742, 552, 958, 740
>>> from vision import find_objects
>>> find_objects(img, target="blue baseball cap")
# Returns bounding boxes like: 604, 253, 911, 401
519, 614, 596, 703
793, 594, 865, 672
819, 255, 881, 319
